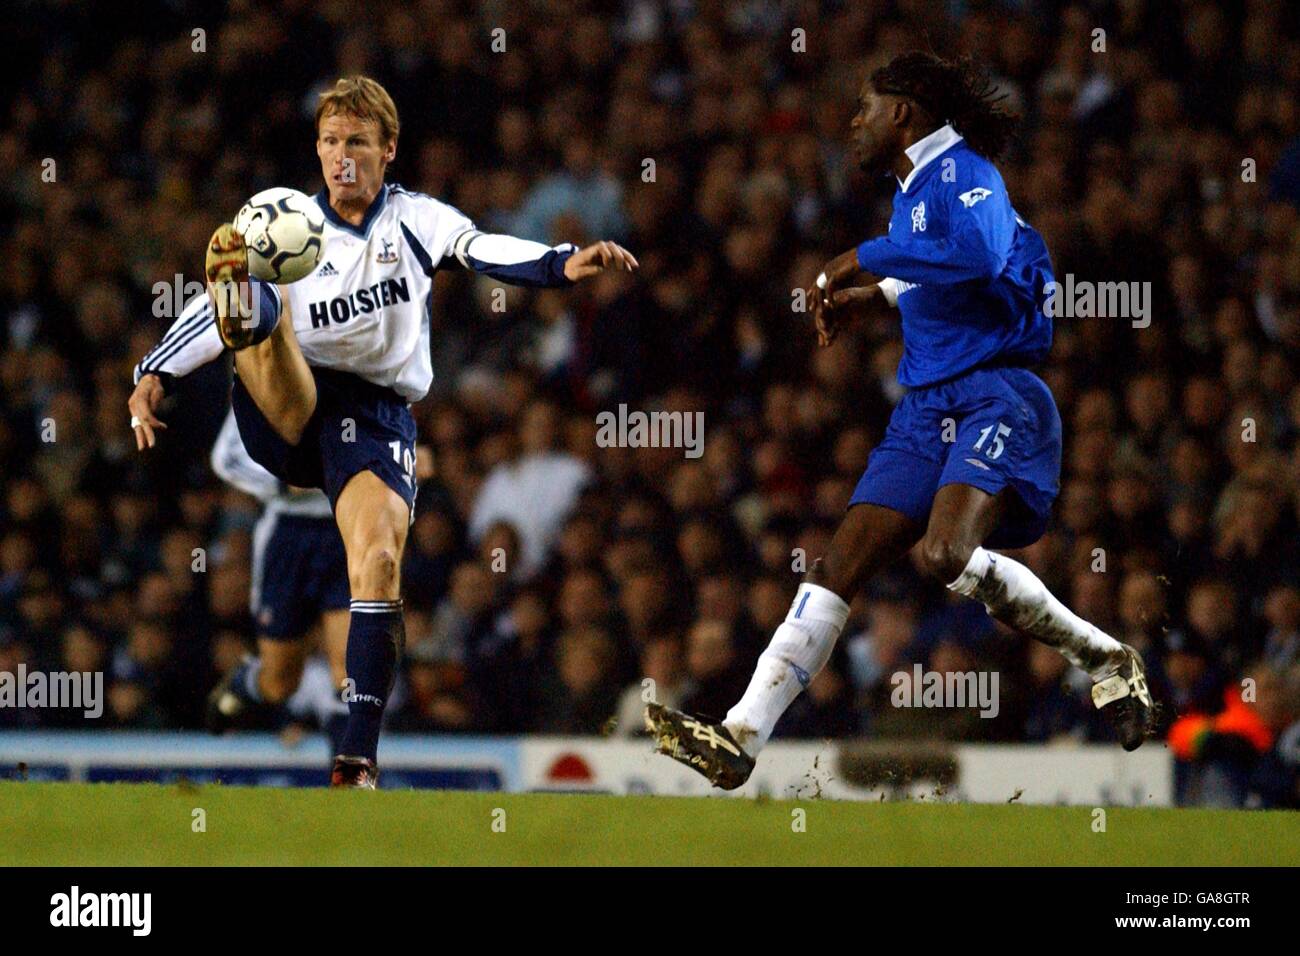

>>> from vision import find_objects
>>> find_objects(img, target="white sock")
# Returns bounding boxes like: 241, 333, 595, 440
947, 547, 1124, 680
724, 583, 850, 757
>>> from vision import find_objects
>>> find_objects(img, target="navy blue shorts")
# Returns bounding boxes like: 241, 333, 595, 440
849, 366, 1062, 549
251, 512, 350, 639
231, 366, 418, 514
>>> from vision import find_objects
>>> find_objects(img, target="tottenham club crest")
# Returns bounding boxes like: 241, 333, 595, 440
911, 201, 927, 232
376, 238, 399, 264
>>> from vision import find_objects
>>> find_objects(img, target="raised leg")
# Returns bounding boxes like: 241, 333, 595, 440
917, 483, 1123, 677
232, 301, 317, 446
206, 223, 317, 445
919, 483, 1155, 749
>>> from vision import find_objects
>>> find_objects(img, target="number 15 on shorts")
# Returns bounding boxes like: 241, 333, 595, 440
973, 422, 1012, 459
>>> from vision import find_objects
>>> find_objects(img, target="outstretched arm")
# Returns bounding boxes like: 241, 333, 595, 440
450, 229, 637, 287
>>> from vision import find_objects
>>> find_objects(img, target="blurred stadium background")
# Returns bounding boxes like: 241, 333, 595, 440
1, 0, 1298, 809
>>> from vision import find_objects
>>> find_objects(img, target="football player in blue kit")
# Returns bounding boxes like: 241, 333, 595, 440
648, 52, 1157, 789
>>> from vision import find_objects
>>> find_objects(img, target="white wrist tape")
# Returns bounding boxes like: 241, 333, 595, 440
877, 277, 902, 307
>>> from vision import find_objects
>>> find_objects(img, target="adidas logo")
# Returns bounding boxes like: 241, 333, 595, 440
317, 261, 338, 277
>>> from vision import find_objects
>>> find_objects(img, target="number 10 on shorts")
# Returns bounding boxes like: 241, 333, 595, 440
973, 422, 1012, 459
389, 440, 416, 481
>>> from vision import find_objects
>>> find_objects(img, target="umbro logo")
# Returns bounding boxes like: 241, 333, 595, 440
964, 457, 992, 471
958, 187, 993, 208
317, 261, 339, 277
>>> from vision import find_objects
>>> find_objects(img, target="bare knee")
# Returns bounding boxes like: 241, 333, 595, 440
350, 540, 401, 597
337, 472, 409, 600
918, 533, 975, 584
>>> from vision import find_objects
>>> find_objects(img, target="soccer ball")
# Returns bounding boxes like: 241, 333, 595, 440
233, 187, 325, 283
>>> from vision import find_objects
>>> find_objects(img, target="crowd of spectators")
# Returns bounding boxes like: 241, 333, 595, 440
2, 0, 1299, 807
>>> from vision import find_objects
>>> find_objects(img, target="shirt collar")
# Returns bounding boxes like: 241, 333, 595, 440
315, 183, 389, 238
898, 124, 963, 192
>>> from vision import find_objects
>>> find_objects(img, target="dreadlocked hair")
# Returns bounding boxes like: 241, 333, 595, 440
870, 52, 1019, 160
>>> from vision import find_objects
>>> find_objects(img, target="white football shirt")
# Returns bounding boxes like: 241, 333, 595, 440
136, 182, 576, 403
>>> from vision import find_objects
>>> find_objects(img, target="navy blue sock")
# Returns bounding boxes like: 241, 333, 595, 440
247, 278, 282, 345
339, 599, 404, 762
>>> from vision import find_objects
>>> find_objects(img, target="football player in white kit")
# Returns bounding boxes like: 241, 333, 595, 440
128, 76, 637, 787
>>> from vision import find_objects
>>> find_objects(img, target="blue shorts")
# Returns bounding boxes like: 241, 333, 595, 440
849, 366, 1062, 549
251, 512, 350, 639
231, 366, 418, 514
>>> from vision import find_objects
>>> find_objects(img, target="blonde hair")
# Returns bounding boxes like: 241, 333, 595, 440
315, 76, 400, 144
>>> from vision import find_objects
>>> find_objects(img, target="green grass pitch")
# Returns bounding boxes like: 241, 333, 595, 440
2, 782, 1295, 865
